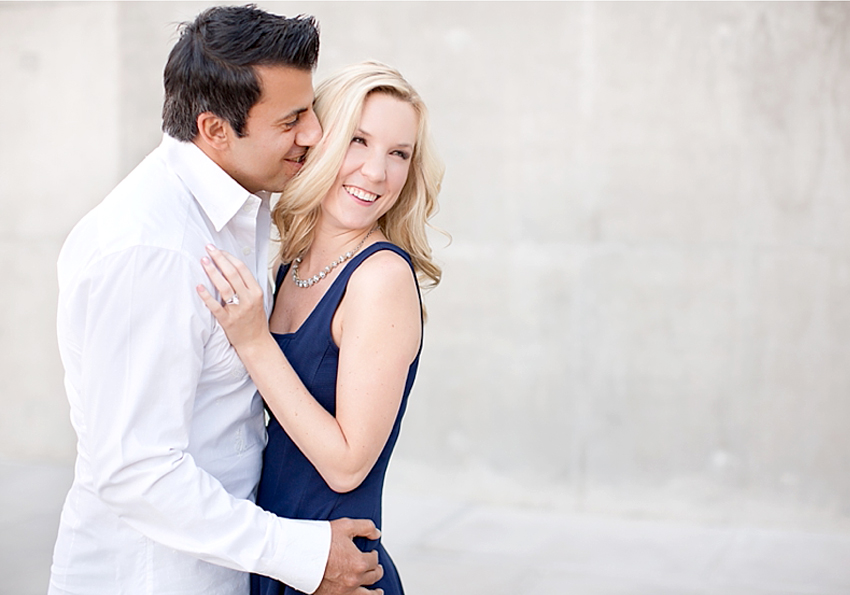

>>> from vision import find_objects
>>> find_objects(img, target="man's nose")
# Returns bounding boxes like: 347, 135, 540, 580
296, 110, 322, 148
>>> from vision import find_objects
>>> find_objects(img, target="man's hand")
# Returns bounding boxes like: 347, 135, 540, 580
314, 518, 384, 595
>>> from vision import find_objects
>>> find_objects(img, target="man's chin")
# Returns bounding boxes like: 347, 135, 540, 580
268, 179, 292, 194
259, 174, 295, 194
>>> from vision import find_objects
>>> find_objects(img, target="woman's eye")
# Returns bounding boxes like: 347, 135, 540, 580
392, 150, 411, 160
351, 136, 366, 145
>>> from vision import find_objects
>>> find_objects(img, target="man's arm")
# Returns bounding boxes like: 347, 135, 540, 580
73, 245, 330, 592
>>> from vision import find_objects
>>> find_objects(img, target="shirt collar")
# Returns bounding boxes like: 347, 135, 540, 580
160, 133, 268, 232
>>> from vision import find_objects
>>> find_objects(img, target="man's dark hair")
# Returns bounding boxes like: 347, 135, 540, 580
162, 5, 319, 141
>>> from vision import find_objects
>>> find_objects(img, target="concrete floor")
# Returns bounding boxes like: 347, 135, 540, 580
3, 460, 850, 595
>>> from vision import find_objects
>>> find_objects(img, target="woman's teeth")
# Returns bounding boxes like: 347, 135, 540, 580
345, 186, 378, 203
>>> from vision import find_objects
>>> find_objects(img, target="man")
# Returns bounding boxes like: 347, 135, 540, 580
50, 6, 383, 595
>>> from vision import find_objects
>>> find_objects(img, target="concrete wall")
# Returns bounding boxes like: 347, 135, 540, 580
2, 1, 849, 531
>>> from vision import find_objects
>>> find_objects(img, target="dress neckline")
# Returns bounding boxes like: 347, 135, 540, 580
270, 241, 395, 339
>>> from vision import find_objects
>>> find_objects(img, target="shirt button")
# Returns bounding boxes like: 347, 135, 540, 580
243, 203, 253, 213
242, 246, 252, 255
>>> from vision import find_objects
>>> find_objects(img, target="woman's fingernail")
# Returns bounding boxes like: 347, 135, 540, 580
201, 256, 211, 265
206, 244, 216, 251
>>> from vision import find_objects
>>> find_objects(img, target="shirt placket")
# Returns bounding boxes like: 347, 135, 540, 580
231, 196, 261, 286
255, 196, 273, 316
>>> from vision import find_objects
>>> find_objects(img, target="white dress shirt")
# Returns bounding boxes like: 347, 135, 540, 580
49, 134, 330, 595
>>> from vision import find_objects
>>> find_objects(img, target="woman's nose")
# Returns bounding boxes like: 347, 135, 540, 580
360, 152, 387, 182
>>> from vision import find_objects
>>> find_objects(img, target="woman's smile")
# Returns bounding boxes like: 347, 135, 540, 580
344, 185, 380, 204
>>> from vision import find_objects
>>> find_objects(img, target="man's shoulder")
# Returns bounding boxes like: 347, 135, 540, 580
58, 149, 200, 279
91, 151, 196, 252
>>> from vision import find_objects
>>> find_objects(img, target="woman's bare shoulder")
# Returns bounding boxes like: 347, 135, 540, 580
346, 246, 419, 312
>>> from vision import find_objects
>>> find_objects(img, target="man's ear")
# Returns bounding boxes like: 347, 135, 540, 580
196, 112, 231, 150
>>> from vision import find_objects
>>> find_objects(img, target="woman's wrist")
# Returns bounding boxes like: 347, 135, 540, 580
234, 331, 275, 364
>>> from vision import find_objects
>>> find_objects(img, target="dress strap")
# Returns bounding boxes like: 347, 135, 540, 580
312, 242, 420, 325
340, 242, 415, 281
273, 262, 289, 302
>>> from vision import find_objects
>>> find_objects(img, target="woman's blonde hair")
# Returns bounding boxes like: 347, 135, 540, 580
273, 60, 444, 291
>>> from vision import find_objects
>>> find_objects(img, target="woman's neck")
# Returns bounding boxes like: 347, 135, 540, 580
298, 218, 380, 277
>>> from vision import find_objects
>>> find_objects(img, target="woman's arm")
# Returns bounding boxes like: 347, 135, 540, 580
197, 246, 421, 493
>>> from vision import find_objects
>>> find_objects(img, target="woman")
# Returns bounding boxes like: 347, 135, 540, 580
197, 61, 444, 595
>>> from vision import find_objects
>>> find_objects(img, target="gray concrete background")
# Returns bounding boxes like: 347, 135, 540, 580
2, 0, 849, 543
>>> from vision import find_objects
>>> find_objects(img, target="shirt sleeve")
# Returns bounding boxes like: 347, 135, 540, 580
73, 245, 330, 593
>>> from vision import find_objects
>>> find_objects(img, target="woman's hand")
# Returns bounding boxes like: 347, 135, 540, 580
196, 245, 269, 350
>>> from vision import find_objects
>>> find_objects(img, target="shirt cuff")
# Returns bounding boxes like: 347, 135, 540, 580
272, 519, 331, 594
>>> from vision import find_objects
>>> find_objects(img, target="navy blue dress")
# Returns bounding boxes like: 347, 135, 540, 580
251, 242, 420, 595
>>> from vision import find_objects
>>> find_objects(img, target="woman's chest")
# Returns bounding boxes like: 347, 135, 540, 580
270, 278, 345, 343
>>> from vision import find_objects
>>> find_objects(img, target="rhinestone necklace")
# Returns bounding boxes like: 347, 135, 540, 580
291, 227, 377, 289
